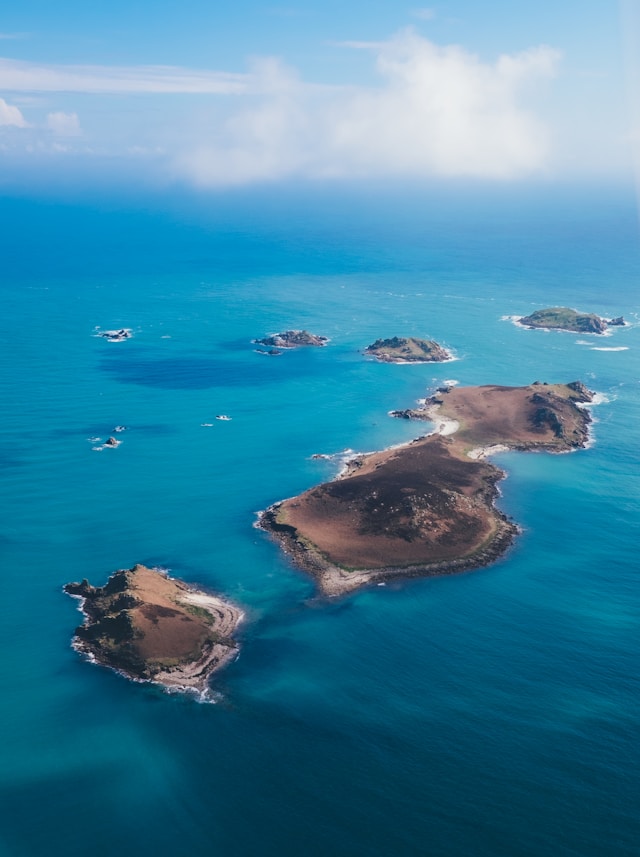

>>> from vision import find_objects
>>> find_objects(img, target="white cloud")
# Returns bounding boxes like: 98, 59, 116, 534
0, 97, 27, 127
0, 57, 249, 94
0, 30, 566, 185
46, 111, 82, 136
177, 30, 561, 186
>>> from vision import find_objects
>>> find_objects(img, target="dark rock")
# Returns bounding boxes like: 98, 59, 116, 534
566, 380, 593, 402
103, 569, 131, 594
532, 406, 564, 437
110, 593, 141, 612
100, 328, 132, 342
76, 609, 136, 644
64, 578, 94, 598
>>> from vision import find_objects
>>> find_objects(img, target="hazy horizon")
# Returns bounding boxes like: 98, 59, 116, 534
1, 1, 638, 193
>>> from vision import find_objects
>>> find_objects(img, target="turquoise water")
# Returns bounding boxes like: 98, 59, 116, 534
1, 184, 639, 856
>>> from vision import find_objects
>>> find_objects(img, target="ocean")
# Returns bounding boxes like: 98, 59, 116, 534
0, 181, 639, 856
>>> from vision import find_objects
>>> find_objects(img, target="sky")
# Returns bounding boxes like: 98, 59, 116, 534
0, 0, 638, 192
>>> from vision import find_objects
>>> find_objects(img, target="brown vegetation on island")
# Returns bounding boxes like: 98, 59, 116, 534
259, 382, 593, 596
65, 564, 242, 692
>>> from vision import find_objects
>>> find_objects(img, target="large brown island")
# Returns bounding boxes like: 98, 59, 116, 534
259, 381, 594, 596
65, 564, 242, 693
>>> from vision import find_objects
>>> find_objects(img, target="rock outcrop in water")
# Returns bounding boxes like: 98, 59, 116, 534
254, 330, 328, 348
98, 328, 132, 342
364, 336, 451, 363
519, 308, 625, 334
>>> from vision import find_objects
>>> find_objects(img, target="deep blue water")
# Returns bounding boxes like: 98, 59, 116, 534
1, 182, 639, 856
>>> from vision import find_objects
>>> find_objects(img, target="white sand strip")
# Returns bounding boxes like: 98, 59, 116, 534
467, 444, 510, 460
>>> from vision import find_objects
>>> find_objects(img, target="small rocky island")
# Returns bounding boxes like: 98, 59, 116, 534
98, 328, 132, 342
64, 564, 242, 693
519, 308, 625, 334
364, 336, 451, 363
259, 381, 594, 596
254, 329, 328, 349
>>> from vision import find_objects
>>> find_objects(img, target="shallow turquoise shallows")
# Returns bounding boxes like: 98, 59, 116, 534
1, 183, 639, 857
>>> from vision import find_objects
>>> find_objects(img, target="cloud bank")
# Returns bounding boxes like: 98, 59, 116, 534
178, 31, 560, 186
0, 30, 562, 186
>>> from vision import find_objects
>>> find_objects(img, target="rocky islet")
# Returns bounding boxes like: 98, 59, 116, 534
65, 564, 242, 694
364, 336, 451, 362
518, 307, 625, 334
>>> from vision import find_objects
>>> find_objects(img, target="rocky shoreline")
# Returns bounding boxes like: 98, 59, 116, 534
258, 500, 519, 597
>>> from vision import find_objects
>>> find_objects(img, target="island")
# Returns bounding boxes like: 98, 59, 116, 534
518, 308, 625, 334
258, 381, 593, 596
254, 329, 328, 349
64, 564, 242, 693
364, 336, 452, 363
